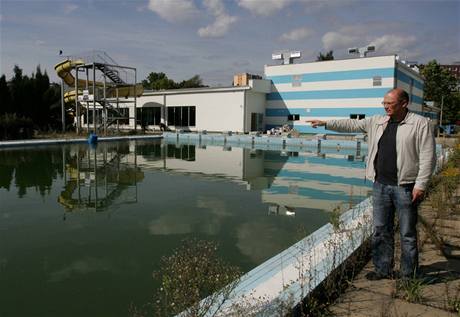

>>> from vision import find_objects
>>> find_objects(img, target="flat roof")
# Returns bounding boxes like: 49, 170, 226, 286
143, 85, 251, 96
264, 54, 398, 68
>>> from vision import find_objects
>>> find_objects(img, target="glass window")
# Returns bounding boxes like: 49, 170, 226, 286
153, 107, 161, 125
174, 107, 181, 126
373, 76, 382, 86
181, 107, 189, 126
292, 75, 302, 87
189, 106, 196, 126
167, 107, 175, 125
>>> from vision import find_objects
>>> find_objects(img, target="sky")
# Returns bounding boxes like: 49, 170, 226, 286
1, 0, 459, 86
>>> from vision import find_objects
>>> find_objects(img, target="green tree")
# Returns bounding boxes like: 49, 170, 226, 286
443, 91, 460, 124
142, 72, 207, 90
142, 72, 177, 90
1, 64, 61, 137
178, 75, 205, 89
317, 50, 334, 61
420, 60, 458, 124
0, 75, 12, 114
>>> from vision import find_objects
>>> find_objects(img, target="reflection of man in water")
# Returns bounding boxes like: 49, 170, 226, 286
307, 88, 436, 281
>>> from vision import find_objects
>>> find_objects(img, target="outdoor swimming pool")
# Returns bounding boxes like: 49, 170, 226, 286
0, 139, 370, 316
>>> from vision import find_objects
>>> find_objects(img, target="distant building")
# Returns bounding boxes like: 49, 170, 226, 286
441, 63, 460, 80
233, 73, 262, 87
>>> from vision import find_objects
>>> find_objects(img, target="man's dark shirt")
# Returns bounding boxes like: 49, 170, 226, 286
375, 119, 401, 185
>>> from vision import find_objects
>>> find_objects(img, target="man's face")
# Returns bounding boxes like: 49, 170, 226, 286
382, 92, 407, 118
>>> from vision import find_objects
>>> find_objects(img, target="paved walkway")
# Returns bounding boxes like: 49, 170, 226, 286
329, 184, 460, 317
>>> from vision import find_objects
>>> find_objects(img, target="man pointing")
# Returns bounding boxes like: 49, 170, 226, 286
307, 88, 436, 280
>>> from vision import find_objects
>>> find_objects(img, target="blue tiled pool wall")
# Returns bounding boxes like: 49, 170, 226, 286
163, 132, 367, 151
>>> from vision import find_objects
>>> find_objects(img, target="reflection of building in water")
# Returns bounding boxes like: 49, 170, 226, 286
261, 151, 371, 213
130, 140, 371, 216
58, 143, 144, 212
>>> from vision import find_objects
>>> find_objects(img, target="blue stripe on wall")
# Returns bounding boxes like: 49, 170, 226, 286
265, 185, 368, 202
265, 155, 366, 168
265, 107, 385, 117
412, 95, 423, 105
267, 68, 395, 84
396, 69, 424, 90
264, 168, 367, 187
267, 88, 389, 101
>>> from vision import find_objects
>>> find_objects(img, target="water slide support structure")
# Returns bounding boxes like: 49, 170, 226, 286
56, 52, 142, 135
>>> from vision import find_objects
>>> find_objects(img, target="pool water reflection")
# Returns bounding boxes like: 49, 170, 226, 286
0, 140, 370, 317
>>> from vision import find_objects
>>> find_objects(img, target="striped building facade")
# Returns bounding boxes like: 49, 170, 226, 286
264, 55, 430, 134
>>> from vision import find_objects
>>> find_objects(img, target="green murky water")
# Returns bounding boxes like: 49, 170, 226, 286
0, 140, 369, 316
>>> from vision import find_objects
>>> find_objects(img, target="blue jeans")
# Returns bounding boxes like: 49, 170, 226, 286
372, 181, 418, 278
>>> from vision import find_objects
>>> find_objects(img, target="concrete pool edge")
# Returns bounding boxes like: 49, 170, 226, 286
0, 135, 163, 148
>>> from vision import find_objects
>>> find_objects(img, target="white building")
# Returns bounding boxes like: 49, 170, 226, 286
127, 79, 271, 133
98, 55, 438, 134
265, 55, 433, 134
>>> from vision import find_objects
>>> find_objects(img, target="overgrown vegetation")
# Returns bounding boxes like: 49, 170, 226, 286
132, 239, 241, 317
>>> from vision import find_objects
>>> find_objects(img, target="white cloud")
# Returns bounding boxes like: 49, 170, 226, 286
322, 31, 360, 51
370, 34, 417, 56
280, 27, 313, 41
238, 0, 292, 16
198, 15, 237, 37
198, 0, 237, 38
148, 0, 199, 23
63, 3, 78, 14
202, 0, 225, 16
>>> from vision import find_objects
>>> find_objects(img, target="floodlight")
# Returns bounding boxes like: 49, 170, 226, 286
348, 45, 376, 58
348, 48, 359, 54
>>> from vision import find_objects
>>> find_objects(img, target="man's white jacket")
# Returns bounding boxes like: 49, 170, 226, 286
325, 111, 436, 191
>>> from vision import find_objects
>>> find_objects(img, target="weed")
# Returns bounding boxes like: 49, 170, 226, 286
396, 275, 425, 303
445, 283, 460, 315
146, 239, 241, 317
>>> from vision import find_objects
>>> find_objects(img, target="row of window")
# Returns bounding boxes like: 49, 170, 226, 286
167, 106, 196, 127
84, 106, 196, 126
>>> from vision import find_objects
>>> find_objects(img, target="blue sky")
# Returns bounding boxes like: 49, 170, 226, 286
1, 0, 459, 86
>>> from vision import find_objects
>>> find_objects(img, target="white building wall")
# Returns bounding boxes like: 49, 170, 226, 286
165, 91, 245, 132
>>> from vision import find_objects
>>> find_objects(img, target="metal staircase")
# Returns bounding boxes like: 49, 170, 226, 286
98, 100, 129, 130
95, 63, 125, 85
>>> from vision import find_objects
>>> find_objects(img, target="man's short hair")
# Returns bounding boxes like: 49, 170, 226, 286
398, 90, 409, 103
388, 88, 409, 104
